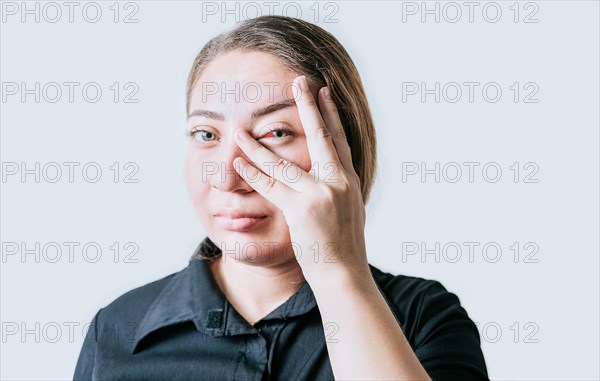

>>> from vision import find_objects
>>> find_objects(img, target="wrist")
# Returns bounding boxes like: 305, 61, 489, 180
305, 263, 375, 297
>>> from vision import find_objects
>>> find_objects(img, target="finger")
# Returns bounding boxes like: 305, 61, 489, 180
234, 129, 314, 193
293, 76, 343, 180
233, 156, 291, 206
318, 86, 355, 175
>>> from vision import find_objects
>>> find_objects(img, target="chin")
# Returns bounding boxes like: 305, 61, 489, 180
207, 226, 294, 265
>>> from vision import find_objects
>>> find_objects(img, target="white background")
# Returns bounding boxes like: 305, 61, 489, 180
1, 1, 599, 380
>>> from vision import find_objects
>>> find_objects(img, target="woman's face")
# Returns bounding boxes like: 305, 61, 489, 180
185, 50, 313, 265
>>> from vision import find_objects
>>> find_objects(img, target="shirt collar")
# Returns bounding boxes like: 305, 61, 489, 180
130, 237, 317, 354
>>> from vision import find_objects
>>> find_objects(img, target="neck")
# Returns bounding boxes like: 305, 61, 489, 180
209, 257, 306, 325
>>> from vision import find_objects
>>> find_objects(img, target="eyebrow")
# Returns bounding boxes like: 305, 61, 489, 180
186, 98, 296, 121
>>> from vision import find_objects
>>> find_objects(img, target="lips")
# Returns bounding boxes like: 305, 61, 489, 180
214, 210, 267, 219
213, 209, 268, 232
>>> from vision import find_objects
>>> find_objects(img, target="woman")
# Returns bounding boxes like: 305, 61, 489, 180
74, 16, 489, 381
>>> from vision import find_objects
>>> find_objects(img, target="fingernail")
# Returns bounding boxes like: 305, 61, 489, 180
322, 86, 331, 100
236, 129, 248, 141
298, 75, 307, 90
292, 81, 300, 100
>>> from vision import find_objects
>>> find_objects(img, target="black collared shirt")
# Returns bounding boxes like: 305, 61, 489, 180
73, 238, 489, 381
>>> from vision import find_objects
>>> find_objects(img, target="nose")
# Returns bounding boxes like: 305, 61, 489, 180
210, 137, 254, 193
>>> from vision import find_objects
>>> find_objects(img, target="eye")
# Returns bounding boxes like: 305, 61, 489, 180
185, 126, 294, 144
186, 129, 218, 143
261, 126, 295, 140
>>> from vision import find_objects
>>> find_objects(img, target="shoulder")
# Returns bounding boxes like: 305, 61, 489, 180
368, 263, 472, 342
368, 264, 489, 380
74, 266, 188, 379
369, 263, 453, 307
94, 267, 183, 327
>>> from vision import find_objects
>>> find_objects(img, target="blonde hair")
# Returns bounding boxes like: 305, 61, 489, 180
186, 16, 377, 204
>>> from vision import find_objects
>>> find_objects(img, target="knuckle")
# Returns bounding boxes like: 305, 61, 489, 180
325, 100, 339, 114
274, 158, 290, 174
266, 177, 279, 194
338, 176, 353, 193
320, 184, 337, 202
316, 126, 332, 140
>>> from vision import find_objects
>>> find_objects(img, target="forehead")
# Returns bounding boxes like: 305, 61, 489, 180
189, 50, 297, 112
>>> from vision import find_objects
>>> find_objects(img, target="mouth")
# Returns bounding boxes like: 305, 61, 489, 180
214, 215, 268, 232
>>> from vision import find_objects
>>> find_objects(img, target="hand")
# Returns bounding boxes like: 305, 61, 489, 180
233, 75, 369, 284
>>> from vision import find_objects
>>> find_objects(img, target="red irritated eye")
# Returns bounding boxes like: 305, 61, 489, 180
261, 126, 294, 140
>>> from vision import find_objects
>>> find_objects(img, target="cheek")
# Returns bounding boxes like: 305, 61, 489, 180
274, 138, 312, 173
298, 149, 312, 173
184, 150, 212, 199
